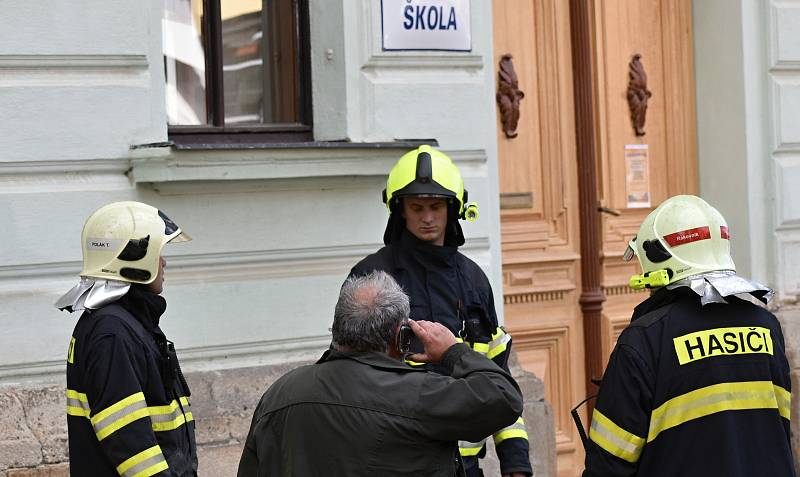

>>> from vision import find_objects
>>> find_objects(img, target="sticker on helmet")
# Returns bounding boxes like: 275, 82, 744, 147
662, 226, 711, 247
86, 238, 123, 251
720, 226, 730, 240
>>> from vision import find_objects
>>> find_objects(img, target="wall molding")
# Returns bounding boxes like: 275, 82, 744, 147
0, 158, 132, 193
0, 54, 149, 87
130, 147, 487, 185
0, 334, 332, 384
0, 239, 491, 289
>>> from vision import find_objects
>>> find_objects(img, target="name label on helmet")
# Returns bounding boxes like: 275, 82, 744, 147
86, 238, 122, 251
673, 326, 773, 365
662, 226, 711, 247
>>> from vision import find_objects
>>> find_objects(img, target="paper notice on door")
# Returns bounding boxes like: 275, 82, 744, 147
625, 144, 651, 208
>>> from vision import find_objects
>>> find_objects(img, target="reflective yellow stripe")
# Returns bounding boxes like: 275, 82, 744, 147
91, 392, 149, 441
67, 337, 76, 364
66, 389, 91, 418
470, 342, 490, 354
149, 397, 194, 432
458, 439, 485, 456
403, 358, 426, 367
487, 328, 511, 360
648, 381, 786, 443
454, 328, 510, 359
67, 390, 194, 436
589, 408, 645, 463
775, 384, 791, 420
493, 416, 528, 444
117, 445, 168, 477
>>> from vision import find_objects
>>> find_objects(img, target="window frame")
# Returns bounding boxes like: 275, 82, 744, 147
167, 0, 313, 147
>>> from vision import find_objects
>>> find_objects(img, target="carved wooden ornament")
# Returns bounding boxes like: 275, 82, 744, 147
496, 54, 525, 138
627, 54, 652, 136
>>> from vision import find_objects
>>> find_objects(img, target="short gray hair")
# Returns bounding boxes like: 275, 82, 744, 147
332, 271, 410, 352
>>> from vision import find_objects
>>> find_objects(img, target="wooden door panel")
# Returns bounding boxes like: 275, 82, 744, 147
594, 0, 698, 365
494, 1, 584, 475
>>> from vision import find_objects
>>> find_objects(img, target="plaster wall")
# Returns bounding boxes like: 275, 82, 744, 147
695, 0, 800, 468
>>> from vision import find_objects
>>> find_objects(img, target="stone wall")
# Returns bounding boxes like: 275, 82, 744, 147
0, 353, 555, 477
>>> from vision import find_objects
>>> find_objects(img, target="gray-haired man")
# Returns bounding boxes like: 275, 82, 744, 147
237, 271, 523, 477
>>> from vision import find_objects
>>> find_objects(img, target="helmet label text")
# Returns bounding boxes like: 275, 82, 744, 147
662, 226, 711, 247
86, 238, 123, 251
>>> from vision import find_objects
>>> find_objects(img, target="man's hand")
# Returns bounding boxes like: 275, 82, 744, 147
406, 320, 457, 363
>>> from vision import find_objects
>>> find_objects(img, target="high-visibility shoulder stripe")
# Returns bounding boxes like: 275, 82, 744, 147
487, 328, 511, 360
92, 393, 149, 441
149, 398, 193, 432
66, 389, 88, 402
648, 381, 785, 443
775, 384, 791, 420
404, 358, 426, 367
91, 392, 145, 424
589, 408, 645, 463
117, 445, 168, 477
470, 342, 490, 354
66, 389, 91, 418
458, 439, 485, 456
493, 416, 528, 444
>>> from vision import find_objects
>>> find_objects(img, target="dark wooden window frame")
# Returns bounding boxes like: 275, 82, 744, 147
169, 0, 313, 148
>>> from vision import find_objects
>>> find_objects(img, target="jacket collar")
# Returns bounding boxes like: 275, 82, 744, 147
632, 286, 696, 321
393, 228, 458, 271
317, 348, 424, 372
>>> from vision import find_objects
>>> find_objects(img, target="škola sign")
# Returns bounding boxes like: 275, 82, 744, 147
381, 0, 471, 51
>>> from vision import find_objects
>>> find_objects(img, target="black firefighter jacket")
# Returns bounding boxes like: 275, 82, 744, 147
349, 229, 532, 475
583, 287, 795, 477
66, 286, 197, 477
237, 343, 523, 477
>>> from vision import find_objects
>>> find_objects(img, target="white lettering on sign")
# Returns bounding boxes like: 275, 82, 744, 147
86, 238, 123, 251
382, 0, 471, 51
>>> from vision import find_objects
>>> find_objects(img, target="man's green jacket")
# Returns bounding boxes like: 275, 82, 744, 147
237, 343, 523, 476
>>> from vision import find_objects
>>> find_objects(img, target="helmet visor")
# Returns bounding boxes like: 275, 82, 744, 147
623, 237, 637, 261
159, 210, 192, 243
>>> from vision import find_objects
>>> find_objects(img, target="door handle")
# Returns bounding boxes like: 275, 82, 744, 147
597, 206, 621, 216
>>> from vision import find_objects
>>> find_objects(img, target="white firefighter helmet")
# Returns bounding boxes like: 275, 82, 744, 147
624, 195, 735, 289
80, 201, 191, 284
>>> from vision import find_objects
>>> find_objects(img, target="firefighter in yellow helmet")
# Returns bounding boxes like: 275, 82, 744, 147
583, 195, 793, 477
349, 146, 532, 477
56, 201, 198, 476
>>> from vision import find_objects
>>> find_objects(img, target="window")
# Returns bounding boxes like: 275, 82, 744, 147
163, 0, 311, 145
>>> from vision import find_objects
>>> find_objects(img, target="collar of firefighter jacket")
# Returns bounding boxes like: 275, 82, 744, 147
318, 348, 427, 373
631, 286, 695, 321
118, 285, 167, 331
397, 228, 459, 270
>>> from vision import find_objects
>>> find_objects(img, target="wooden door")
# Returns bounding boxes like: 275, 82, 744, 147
593, 0, 698, 365
493, 1, 697, 476
493, 1, 586, 475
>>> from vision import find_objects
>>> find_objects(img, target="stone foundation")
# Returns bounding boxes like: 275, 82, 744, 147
0, 352, 555, 476
776, 304, 800, 473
